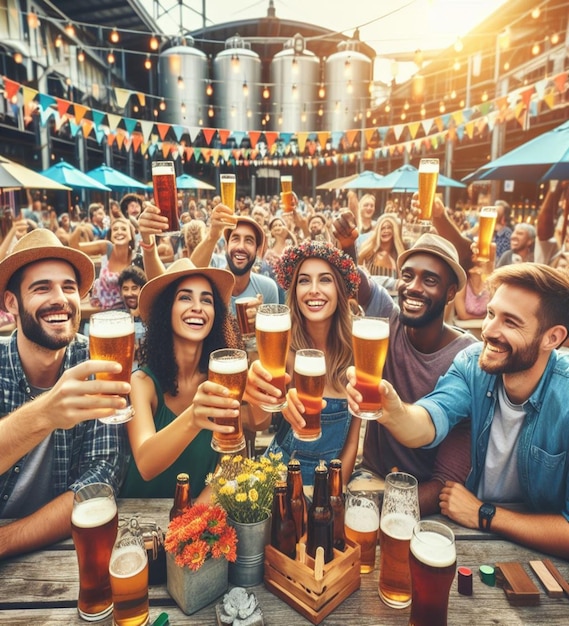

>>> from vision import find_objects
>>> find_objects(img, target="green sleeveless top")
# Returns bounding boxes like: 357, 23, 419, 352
120, 366, 219, 499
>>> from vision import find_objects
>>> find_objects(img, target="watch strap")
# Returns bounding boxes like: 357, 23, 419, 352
478, 503, 496, 532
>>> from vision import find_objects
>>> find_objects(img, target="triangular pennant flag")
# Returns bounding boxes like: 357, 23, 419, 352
187, 126, 200, 143
82, 119, 94, 138
184, 147, 194, 161
156, 123, 170, 141
140, 142, 149, 156
316, 132, 328, 148
39, 106, 54, 126
407, 122, 420, 139
543, 91, 556, 110
202, 148, 213, 162
55, 97, 70, 118
330, 131, 344, 150
123, 117, 138, 135
91, 110, 106, 130
377, 127, 389, 142
296, 132, 309, 153
364, 128, 375, 147
162, 143, 171, 158
107, 133, 116, 147
115, 133, 125, 150
107, 113, 121, 131
193, 148, 202, 162
264, 132, 278, 150
465, 120, 475, 140
216, 128, 230, 145
131, 133, 143, 153
136, 92, 146, 107
171, 125, 186, 142
147, 144, 157, 157
22, 86, 38, 106
392, 124, 405, 140
534, 78, 549, 100
520, 87, 535, 109
3, 77, 20, 101
231, 131, 246, 146
280, 132, 293, 146
69, 119, 80, 137
451, 111, 464, 126
202, 127, 216, 146
139, 120, 155, 142
441, 113, 451, 128
554, 72, 568, 94
249, 131, 261, 148
38, 93, 56, 111
73, 104, 88, 125
114, 87, 132, 109
456, 126, 465, 141
344, 129, 359, 146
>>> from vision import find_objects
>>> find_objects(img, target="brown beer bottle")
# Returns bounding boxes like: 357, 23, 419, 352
328, 459, 346, 551
270, 481, 297, 559
169, 473, 190, 521
287, 459, 307, 542
306, 462, 334, 564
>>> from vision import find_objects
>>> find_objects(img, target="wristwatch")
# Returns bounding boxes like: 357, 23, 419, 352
478, 503, 496, 532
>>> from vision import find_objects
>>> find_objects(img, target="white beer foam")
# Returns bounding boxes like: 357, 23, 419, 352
419, 161, 439, 173
209, 355, 248, 374
72, 497, 117, 528
410, 530, 456, 567
352, 318, 389, 341
295, 354, 325, 376
256, 311, 291, 332
380, 512, 416, 540
345, 505, 380, 532
90, 315, 134, 338
152, 164, 174, 175
110, 545, 147, 578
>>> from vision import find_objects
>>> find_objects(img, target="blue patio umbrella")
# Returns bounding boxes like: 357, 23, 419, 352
463, 120, 569, 183
86, 164, 148, 191
41, 160, 111, 191
375, 164, 466, 191
176, 173, 215, 191
342, 170, 385, 189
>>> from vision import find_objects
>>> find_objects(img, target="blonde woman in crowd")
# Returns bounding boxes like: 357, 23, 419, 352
358, 213, 405, 279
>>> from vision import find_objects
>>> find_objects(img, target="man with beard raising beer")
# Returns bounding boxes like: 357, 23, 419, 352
0, 230, 128, 558
347, 263, 569, 559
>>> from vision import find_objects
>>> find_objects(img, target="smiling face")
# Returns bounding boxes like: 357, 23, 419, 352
109, 219, 132, 246
171, 275, 215, 341
294, 258, 338, 322
225, 224, 258, 276
121, 279, 142, 312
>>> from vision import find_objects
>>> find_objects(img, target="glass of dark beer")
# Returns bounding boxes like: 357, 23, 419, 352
152, 160, 179, 234
208, 348, 248, 453
71, 483, 118, 621
235, 296, 258, 351
409, 520, 456, 626
293, 349, 325, 441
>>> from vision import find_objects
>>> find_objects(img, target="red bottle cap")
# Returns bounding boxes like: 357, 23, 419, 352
458, 566, 473, 596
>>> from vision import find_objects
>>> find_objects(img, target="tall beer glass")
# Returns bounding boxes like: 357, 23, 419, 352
409, 520, 456, 626
418, 158, 439, 225
351, 317, 389, 420
110, 519, 150, 626
293, 349, 325, 441
220, 173, 236, 212
90, 311, 135, 424
281, 175, 293, 212
208, 348, 247, 453
235, 296, 257, 351
71, 483, 118, 621
378, 472, 419, 608
477, 205, 498, 262
255, 304, 291, 412
152, 161, 179, 234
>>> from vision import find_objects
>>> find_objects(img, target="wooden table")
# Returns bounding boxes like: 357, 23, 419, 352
1, 499, 567, 625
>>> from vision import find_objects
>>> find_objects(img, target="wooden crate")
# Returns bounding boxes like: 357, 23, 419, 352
264, 538, 361, 625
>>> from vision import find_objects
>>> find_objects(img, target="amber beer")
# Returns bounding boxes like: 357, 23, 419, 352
256, 304, 291, 412
109, 544, 149, 626
293, 349, 325, 441
71, 483, 118, 621
418, 158, 439, 224
220, 173, 236, 212
152, 161, 178, 233
378, 512, 416, 607
351, 317, 389, 419
208, 349, 247, 453
477, 205, 498, 262
344, 502, 379, 573
281, 175, 293, 212
409, 521, 456, 626
235, 296, 257, 337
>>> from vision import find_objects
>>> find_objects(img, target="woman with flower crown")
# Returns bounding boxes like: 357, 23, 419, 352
246, 239, 362, 486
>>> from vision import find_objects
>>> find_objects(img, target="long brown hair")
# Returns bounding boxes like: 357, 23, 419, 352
358, 213, 405, 265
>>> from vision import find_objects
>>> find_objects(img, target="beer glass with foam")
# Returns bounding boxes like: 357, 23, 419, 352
208, 348, 248, 453
235, 296, 258, 351
418, 158, 439, 225
293, 349, 326, 441
90, 311, 135, 424
220, 173, 236, 212
152, 161, 179, 234
110, 518, 149, 626
345, 471, 384, 573
477, 205, 498, 262
351, 317, 389, 420
255, 304, 291, 412
71, 483, 118, 621
281, 175, 293, 212
409, 520, 456, 626
378, 472, 419, 608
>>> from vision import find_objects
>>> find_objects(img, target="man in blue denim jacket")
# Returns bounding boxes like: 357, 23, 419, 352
0, 229, 129, 558
347, 263, 569, 558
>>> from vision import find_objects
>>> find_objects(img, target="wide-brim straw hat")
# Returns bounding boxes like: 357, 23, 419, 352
138, 258, 235, 322
0, 228, 95, 310
223, 216, 266, 250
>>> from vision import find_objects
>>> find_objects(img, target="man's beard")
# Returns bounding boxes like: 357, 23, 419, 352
225, 252, 256, 277
399, 295, 447, 328
478, 335, 541, 375
20, 304, 79, 350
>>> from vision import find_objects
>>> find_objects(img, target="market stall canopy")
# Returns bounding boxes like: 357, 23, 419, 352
316, 173, 361, 190
342, 170, 386, 189
176, 174, 215, 191
41, 160, 111, 191
0, 156, 70, 190
375, 164, 466, 191
86, 164, 148, 191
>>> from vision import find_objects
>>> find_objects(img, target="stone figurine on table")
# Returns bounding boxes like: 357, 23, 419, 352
216, 587, 264, 626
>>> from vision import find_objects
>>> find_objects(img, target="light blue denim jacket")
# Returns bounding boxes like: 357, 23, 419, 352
417, 343, 569, 521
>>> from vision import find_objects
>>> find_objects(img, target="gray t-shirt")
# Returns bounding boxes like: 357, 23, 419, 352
229, 272, 279, 315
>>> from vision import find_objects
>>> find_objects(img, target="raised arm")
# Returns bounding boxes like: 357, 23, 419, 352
190, 203, 234, 267
430, 196, 474, 271
137, 203, 168, 280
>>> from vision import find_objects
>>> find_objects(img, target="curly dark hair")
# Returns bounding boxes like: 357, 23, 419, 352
137, 275, 242, 396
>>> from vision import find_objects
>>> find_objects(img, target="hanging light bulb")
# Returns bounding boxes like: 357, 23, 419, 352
198, 117, 203, 126
400, 112, 406, 121
149, 35, 159, 51
55, 34, 63, 48
301, 106, 307, 123
181, 102, 186, 114
292, 57, 298, 73
439, 101, 446, 113
481, 91, 488, 102
531, 7, 540, 18
384, 102, 391, 113
347, 80, 353, 94
366, 109, 371, 118
263, 85, 270, 99
77, 49, 85, 63
27, 11, 40, 29
107, 50, 115, 65
208, 106, 214, 118
153, 108, 158, 117
231, 54, 240, 71
344, 58, 351, 75
453, 59, 460, 71
206, 82, 213, 97
13, 52, 23, 64
159, 98, 166, 111
318, 83, 325, 99
420, 105, 426, 117
144, 54, 152, 70
230, 106, 236, 118
403, 100, 410, 111
318, 105, 323, 116
450, 89, 456, 99
503, 61, 510, 71
64, 23, 75, 37
242, 81, 248, 97
247, 108, 252, 118
551, 33, 560, 45
110, 28, 119, 44
177, 76, 184, 89
133, 104, 139, 113
454, 37, 463, 52
532, 42, 540, 56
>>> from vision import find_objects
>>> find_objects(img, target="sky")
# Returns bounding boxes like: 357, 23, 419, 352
144, 0, 510, 81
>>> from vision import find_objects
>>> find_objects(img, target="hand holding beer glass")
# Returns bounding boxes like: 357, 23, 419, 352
152, 161, 179, 235
293, 349, 325, 441
281, 175, 293, 212
418, 158, 439, 226
351, 317, 389, 420
208, 348, 247, 453
378, 472, 419, 608
409, 520, 456, 626
71, 482, 118, 621
255, 304, 291, 412
90, 311, 135, 424
476, 206, 498, 262
235, 296, 258, 351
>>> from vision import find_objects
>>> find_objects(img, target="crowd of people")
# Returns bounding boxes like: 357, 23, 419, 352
1, 178, 569, 564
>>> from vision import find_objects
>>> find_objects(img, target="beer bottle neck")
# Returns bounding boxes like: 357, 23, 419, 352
312, 471, 329, 506
287, 470, 304, 498
328, 468, 342, 497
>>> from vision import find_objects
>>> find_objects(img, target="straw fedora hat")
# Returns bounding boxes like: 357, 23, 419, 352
0, 228, 95, 309
138, 258, 235, 322
223, 216, 266, 249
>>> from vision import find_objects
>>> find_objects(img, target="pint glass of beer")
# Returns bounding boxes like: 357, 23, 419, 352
235, 296, 257, 338
152, 161, 179, 234
255, 304, 291, 412
477, 205, 498, 262
293, 349, 325, 441
378, 472, 419, 608
220, 173, 236, 212
418, 158, 439, 225
281, 175, 293, 212
208, 348, 248, 453
90, 311, 135, 424
71, 482, 118, 621
110, 519, 149, 626
409, 520, 456, 626
351, 317, 389, 420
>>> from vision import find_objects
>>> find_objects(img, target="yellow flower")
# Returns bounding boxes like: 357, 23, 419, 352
236, 473, 250, 484
219, 484, 235, 496
259, 456, 270, 466
254, 471, 267, 483
235, 493, 247, 503
248, 489, 259, 502
221, 455, 231, 463
218, 477, 226, 486
232, 455, 243, 464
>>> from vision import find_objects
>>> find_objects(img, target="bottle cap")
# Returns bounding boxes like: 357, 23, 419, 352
288, 459, 301, 469
329, 459, 342, 468
479, 564, 496, 586
176, 473, 189, 482
458, 566, 473, 595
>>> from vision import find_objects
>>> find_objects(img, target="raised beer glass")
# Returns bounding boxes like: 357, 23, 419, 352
351, 317, 389, 420
235, 296, 258, 351
152, 160, 179, 235
255, 304, 291, 412
110, 518, 150, 626
378, 472, 419, 608
477, 205, 498, 262
71, 482, 118, 621
220, 173, 236, 212
409, 520, 456, 626
281, 175, 293, 212
90, 311, 135, 424
418, 158, 439, 226
293, 349, 325, 441
208, 348, 247, 453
